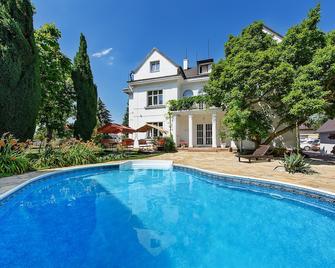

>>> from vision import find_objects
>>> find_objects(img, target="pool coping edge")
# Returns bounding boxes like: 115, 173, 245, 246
1, 161, 334, 204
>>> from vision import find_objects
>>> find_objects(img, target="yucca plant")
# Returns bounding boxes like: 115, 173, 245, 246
280, 153, 312, 174
0, 134, 31, 176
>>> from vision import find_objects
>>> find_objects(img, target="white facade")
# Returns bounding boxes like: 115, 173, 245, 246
133, 50, 179, 81
319, 133, 335, 154
125, 48, 224, 148
317, 120, 335, 154
124, 47, 296, 150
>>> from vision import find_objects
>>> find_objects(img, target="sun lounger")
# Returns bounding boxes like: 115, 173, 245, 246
237, 145, 273, 163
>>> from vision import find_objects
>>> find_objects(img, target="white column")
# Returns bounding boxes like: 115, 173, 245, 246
133, 132, 139, 149
188, 114, 193, 148
172, 114, 177, 144
212, 113, 217, 148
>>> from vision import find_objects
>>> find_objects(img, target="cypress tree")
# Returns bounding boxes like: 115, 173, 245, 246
97, 98, 112, 126
0, 0, 40, 140
72, 34, 97, 141
122, 101, 129, 126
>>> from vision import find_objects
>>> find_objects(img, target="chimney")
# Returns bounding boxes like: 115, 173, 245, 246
183, 58, 189, 70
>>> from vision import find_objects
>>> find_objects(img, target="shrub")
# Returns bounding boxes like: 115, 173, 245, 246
271, 147, 287, 157
34, 139, 102, 169
0, 134, 31, 176
62, 140, 102, 166
164, 136, 177, 152
168, 95, 208, 111
34, 144, 66, 168
280, 153, 312, 174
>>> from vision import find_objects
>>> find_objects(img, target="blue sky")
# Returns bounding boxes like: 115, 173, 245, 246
33, 0, 335, 122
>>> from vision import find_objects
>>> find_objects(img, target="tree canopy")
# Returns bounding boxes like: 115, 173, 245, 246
72, 34, 98, 141
0, 0, 40, 140
122, 101, 129, 127
205, 4, 335, 146
97, 98, 112, 126
35, 23, 75, 140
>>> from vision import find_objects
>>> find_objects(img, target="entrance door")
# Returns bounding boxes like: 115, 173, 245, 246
205, 124, 212, 145
196, 124, 212, 146
196, 124, 204, 145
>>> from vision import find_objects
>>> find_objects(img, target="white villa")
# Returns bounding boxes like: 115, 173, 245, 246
123, 48, 224, 148
123, 27, 296, 149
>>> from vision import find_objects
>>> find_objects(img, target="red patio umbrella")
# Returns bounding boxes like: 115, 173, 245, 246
97, 123, 135, 134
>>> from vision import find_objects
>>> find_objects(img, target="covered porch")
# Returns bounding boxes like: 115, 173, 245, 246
171, 109, 227, 148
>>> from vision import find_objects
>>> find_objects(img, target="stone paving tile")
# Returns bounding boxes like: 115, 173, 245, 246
0, 171, 50, 195
150, 151, 335, 193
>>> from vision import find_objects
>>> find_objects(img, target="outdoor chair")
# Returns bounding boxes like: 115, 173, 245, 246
121, 138, 134, 148
139, 139, 147, 146
156, 138, 166, 150
237, 145, 273, 163
179, 140, 188, 148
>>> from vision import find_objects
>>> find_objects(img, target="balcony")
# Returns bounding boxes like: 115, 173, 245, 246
168, 96, 209, 111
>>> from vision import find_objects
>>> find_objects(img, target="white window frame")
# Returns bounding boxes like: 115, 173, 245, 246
199, 63, 212, 74
147, 90, 163, 106
205, 124, 212, 145
196, 123, 212, 145
147, 122, 163, 138
150, 61, 160, 73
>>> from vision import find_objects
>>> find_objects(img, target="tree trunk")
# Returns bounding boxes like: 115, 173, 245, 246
251, 135, 262, 149
295, 121, 300, 154
262, 124, 296, 145
46, 128, 53, 142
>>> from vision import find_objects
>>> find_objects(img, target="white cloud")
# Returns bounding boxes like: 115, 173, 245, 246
107, 56, 114, 65
92, 47, 113, 58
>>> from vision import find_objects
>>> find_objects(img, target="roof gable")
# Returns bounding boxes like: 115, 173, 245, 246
133, 48, 180, 73
132, 48, 180, 81
317, 119, 335, 133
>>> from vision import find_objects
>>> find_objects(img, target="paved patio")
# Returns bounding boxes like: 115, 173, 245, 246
0, 171, 50, 196
151, 151, 335, 193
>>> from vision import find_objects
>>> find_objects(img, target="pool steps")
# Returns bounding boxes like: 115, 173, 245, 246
119, 160, 173, 170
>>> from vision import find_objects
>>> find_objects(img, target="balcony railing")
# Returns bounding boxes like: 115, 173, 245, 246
168, 96, 209, 111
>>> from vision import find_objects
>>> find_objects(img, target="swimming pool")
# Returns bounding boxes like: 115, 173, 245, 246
1, 163, 335, 267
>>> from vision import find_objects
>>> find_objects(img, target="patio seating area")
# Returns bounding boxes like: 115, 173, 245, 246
97, 123, 167, 151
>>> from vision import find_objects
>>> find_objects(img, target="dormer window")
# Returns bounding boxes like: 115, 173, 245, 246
199, 63, 212, 74
150, 61, 160, 72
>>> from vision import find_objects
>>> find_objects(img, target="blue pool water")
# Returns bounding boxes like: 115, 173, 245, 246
1, 166, 335, 267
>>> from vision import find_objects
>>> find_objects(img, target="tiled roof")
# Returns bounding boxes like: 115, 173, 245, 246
317, 119, 335, 133
182, 67, 210, 79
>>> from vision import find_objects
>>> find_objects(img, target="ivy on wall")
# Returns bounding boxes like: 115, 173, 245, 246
168, 95, 209, 111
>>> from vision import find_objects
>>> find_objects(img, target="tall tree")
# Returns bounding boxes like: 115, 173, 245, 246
122, 101, 129, 126
0, 0, 40, 140
97, 98, 112, 126
205, 5, 335, 146
35, 23, 75, 141
72, 34, 97, 141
